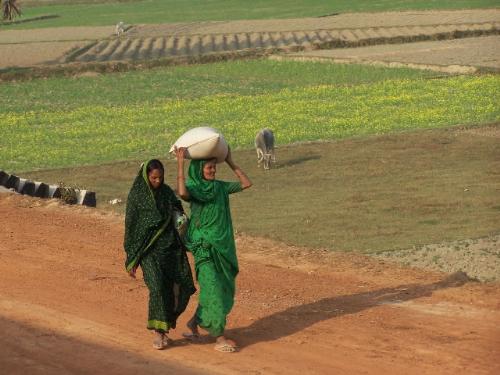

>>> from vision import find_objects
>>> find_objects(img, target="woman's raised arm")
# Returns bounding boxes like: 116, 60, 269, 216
225, 147, 252, 190
175, 147, 190, 201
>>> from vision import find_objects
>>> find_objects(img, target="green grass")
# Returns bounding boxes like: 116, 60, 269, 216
4, 0, 499, 29
1, 60, 441, 113
1, 66, 498, 173
23, 124, 500, 253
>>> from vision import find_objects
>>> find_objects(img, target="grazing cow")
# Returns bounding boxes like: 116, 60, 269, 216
255, 128, 276, 170
115, 22, 125, 37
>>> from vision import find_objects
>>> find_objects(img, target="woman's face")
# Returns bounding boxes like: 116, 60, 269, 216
148, 168, 163, 190
202, 160, 217, 181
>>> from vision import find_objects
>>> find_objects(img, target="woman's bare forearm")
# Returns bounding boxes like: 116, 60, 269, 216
226, 159, 252, 190
235, 166, 252, 190
175, 148, 190, 200
225, 147, 252, 189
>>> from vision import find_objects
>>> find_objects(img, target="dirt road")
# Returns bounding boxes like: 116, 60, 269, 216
0, 193, 499, 374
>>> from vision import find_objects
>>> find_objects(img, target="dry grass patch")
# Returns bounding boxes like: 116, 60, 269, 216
24, 124, 500, 259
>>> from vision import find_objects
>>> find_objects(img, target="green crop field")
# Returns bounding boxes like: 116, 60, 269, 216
0, 61, 442, 112
1, 60, 498, 172
4, 0, 499, 29
1, 1, 499, 265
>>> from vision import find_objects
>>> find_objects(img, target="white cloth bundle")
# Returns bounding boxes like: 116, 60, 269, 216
169, 127, 228, 163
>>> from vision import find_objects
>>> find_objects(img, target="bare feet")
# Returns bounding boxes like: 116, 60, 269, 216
182, 315, 203, 342
187, 316, 200, 336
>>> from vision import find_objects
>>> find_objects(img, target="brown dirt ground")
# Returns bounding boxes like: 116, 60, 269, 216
282, 35, 500, 72
0, 26, 114, 69
0, 26, 115, 43
1, 193, 499, 375
0, 41, 87, 68
1, 9, 499, 69
129, 9, 500, 36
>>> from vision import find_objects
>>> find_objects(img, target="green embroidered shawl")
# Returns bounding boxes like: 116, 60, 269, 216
124, 161, 183, 271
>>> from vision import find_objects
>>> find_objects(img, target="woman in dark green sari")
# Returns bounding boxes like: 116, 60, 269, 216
124, 159, 196, 350
175, 147, 252, 353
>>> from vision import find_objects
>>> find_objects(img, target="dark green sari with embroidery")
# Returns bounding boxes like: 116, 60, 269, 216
185, 159, 242, 337
124, 161, 195, 332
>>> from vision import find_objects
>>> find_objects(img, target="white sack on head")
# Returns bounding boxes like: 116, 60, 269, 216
169, 127, 228, 163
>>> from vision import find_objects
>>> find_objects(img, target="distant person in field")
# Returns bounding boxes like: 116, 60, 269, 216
124, 159, 195, 350
175, 147, 252, 353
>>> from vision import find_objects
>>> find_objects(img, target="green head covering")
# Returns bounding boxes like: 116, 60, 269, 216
187, 159, 206, 183
186, 159, 217, 202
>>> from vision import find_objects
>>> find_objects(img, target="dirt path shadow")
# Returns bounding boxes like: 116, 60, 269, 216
229, 272, 472, 349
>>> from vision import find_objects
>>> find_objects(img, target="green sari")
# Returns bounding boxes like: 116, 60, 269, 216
185, 159, 242, 337
124, 161, 195, 332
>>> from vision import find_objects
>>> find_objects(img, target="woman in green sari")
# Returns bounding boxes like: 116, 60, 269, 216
124, 159, 196, 350
175, 147, 252, 352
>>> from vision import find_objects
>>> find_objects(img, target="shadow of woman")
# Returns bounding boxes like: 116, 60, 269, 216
228, 271, 472, 349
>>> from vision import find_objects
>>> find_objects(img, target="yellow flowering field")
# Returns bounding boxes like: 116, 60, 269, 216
1, 74, 498, 172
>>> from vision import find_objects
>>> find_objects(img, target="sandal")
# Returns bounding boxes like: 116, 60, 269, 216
153, 337, 165, 350
214, 342, 237, 353
153, 332, 171, 350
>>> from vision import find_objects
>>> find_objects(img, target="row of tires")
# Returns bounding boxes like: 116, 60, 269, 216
0, 170, 96, 207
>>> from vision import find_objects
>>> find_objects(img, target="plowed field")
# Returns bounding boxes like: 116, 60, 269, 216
0, 9, 498, 69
